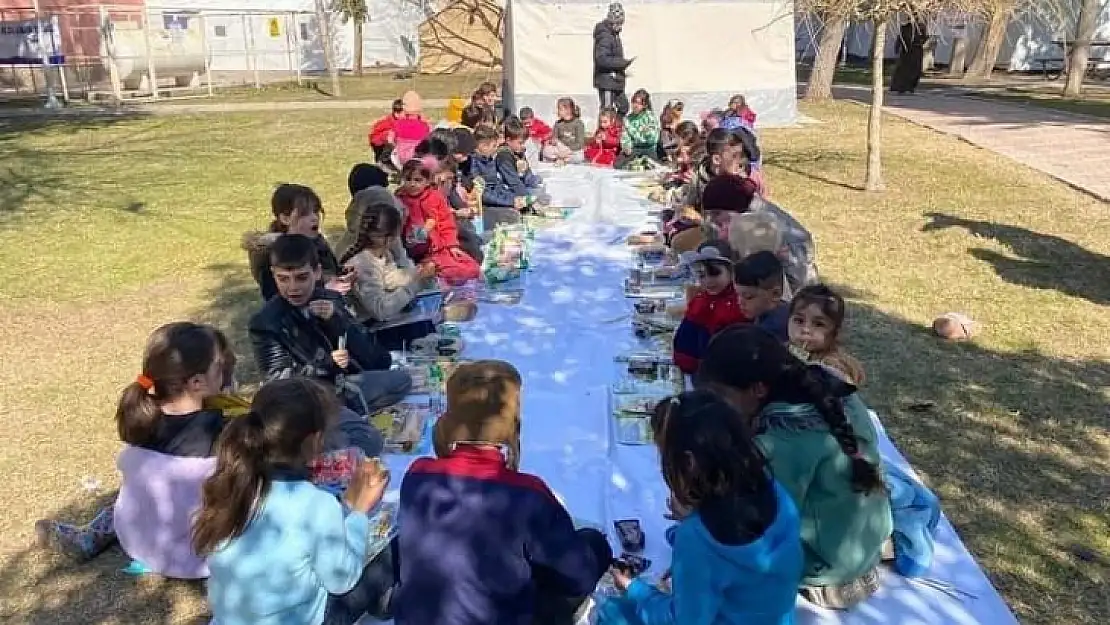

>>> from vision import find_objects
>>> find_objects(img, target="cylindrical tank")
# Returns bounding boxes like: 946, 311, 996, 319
101, 16, 206, 90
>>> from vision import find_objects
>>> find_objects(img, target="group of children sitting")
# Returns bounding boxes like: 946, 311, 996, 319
29, 84, 942, 625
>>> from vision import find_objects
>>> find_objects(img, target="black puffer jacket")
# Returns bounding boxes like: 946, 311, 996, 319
592, 21, 631, 92
248, 287, 391, 384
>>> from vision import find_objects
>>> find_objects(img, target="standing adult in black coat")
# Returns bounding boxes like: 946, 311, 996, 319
593, 2, 634, 116
890, 19, 927, 94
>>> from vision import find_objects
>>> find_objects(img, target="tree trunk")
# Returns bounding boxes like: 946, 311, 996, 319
965, 7, 1010, 80
315, 0, 342, 96
354, 17, 365, 77
1064, 0, 1101, 96
865, 19, 887, 192
805, 14, 849, 102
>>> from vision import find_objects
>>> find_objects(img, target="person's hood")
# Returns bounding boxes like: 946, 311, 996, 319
683, 483, 802, 581
593, 21, 612, 40
241, 231, 280, 253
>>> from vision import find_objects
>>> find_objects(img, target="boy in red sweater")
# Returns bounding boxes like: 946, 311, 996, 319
369, 99, 404, 167
673, 241, 749, 374
519, 106, 552, 144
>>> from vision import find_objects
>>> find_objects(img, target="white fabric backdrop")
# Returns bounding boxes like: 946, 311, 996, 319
503, 0, 800, 126
376, 165, 1018, 625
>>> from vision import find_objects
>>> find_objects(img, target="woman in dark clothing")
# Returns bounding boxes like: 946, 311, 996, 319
593, 2, 634, 115
890, 19, 927, 95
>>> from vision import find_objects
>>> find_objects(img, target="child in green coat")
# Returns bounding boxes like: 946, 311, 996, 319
618, 88, 661, 168
696, 325, 893, 610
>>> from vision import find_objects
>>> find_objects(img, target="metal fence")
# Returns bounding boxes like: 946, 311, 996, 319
0, 1, 500, 106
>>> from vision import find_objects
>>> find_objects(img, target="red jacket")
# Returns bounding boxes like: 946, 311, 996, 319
396, 186, 479, 285
523, 118, 553, 144
585, 124, 621, 167
673, 284, 749, 374
369, 114, 398, 147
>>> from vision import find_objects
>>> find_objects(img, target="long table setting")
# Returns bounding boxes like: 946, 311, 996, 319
370, 164, 1018, 625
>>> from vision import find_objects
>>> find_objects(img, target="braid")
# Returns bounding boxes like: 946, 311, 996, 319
340, 220, 374, 265
791, 362, 885, 495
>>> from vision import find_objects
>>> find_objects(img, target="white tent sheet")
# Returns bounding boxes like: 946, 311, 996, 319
374, 166, 1017, 625
503, 0, 799, 127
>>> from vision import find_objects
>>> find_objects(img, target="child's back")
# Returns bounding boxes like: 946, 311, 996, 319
207, 478, 368, 625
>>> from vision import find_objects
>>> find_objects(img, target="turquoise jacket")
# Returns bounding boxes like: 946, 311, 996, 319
755, 394, 893, 587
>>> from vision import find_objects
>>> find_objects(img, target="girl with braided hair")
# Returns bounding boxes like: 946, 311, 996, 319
695, 325, 892, 610
341, 189, 436, 338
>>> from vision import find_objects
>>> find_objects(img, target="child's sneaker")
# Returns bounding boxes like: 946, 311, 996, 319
35, 520, 108, 562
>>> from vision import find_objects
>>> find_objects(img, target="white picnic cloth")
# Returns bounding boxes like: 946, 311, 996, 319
375, 165, 1017, 625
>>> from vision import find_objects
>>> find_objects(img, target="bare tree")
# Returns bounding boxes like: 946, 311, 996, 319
963, 0, 1014, 80
335, 0, 369, 77
805, 13, 851, 101
865, 17, 888, 190
1064, 0, 1101, 96
315, 0, 343, 96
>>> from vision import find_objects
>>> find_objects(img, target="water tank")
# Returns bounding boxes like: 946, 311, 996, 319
101, 16, 206, 90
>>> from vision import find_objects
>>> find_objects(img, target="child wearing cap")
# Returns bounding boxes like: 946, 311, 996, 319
394, 360, 613, 625
735, 250, 790, 342
673, 241, 749, 374
393, 91, 432, 166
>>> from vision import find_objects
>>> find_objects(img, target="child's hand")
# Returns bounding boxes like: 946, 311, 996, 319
331, 349, 350, 370
324, 275, 352, 295
344, 458, 391, 514
308, 300, 335, 320
455, 207, 473, 219
609, 564, 633, 593
513, 196, 526, 210
417, 262, 437, 280
424, 219, 436, 231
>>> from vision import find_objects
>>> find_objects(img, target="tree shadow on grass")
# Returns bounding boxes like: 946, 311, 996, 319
922, 212, 1110, 306
0, 492, 209, 625
763, 149, 865, 191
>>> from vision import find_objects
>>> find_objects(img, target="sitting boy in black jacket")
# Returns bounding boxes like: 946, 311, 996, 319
248, 234, 411, 413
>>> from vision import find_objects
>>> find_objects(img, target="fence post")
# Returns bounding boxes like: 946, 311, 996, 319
31, 0, 60, 108
201, 12, 214, 97
142, 8, 159, 99
99, 4, 122, 103
247, 14, 260, 88
293, 12, 303, 85
284, 12, 294, 82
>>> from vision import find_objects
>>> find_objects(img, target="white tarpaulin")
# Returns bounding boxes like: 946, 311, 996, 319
0, 18, 63, 65
503, 0, 798, 126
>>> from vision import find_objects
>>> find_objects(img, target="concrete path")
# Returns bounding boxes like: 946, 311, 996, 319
834, 84, 1110, 202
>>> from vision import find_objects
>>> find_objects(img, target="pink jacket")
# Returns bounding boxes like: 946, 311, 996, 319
393, 116, 431, 164
114, 445, 216, 579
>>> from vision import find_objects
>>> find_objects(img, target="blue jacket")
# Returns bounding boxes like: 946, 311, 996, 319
599, 482, 802, 625
206, 475, 371, 625
757, 302, 791, 343
886, 463, 941, 577
470, 152, 518, 208
394, 446, 609, 625
495, 147, 542, 196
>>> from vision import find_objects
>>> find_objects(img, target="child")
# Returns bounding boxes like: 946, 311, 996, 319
339, 163, 392, 256
395, 159, 480, 285
394, 360, 612, 625
431, 156, 484, 263
598, 391, 802, 625
341, 189, 433, 323
198, 378, 396, 625
544, 97, 587, 164
36, 322, 224, 575
470, 124, 528, 228
618, 89, 662, 167
722, 94, 758, 130
697, 326, 892, 609
461, 102, 494, 129
585, 106, 622, 167
248, 234, 411, 412
472, 81, 503, 124
519, 106, 552, 144
393, 90, 431, 166
496, 118, 544, 206
658, 99, 685, 155
681, 128, 750, 211
243, 184, 350, 301
734, 251, 790, 342
788, 284, 866, 386
672, 241, 748, 375
369, 98, 404, 167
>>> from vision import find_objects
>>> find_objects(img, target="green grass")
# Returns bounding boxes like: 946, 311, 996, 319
968, 87, 1110, 119
1, 102, 1109, 624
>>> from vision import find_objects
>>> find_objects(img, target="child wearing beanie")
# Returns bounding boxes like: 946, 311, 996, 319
394, 360, 613, 625
393, 90, 431, 165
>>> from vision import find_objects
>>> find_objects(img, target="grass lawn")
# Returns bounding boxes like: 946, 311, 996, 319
1, 101, 1109, 624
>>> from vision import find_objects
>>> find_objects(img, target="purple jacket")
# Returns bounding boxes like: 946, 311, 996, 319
114, 445, 216, 579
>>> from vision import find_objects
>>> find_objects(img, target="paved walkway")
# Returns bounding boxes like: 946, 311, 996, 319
835, 84, 1110, 201
0, 98, 452, 118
